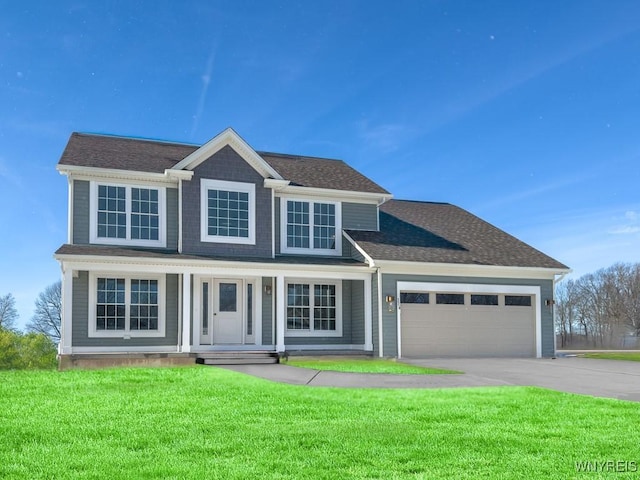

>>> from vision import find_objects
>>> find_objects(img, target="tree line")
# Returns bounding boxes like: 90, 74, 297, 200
0, 280, 61, 369
555, 262, 640, 349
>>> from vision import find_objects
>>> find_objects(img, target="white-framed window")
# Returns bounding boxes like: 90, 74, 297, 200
89, 182, 166, 247
200, 179, 255, 245
280, 198, 342, 255
88, 272, 166, 338
285, 280, 342, 336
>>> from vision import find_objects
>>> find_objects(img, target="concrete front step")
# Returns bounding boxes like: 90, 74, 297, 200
195, 351, 279, 365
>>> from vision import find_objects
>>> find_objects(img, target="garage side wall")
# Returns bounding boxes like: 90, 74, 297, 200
380, 274, 555, 358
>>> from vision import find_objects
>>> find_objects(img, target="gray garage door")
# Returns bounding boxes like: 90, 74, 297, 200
400, 292, 536, 357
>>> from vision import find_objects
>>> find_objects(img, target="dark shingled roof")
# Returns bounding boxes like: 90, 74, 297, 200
347, 200, 569, 269
58, 132, 389, 194
58, 133, 198, 173
258, 152, 389, 194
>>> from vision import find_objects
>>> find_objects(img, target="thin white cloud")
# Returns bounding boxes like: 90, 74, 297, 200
190, 44, 217, 139
609, 226, 640, 235
625, 210, 639, 221
608, 209, 640, 235
0, 157, 23, 188
512, 204, 640, 277
356, 120, 416, 154
422, 23, 640, 135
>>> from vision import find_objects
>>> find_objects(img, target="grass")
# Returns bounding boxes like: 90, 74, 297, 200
284, 356, 461, 374
1, 367, 639, 479
583, 352, 640, 362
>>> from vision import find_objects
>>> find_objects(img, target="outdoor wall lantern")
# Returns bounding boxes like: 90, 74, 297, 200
386, 295, 395, 313
264, 285, 272, 295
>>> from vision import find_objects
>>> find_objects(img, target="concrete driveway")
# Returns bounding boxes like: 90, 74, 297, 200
405, 357, 640, 402
222, 356, 640, 402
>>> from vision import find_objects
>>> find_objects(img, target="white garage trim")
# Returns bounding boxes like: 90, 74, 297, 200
396, 282, 542, 358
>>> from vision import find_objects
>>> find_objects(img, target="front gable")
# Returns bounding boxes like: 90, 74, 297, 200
171, 127, 283, 180
180, 142, 274, 258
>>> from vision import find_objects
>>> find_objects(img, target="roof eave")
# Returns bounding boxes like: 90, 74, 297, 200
56, 164, 180, 184
371, 259, 571, 280
275, 184, 393, 203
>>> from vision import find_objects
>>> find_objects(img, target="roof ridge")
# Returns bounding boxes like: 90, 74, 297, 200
389, 198, 452, 206
257, 150, 346, 163
72, 132, 200, 148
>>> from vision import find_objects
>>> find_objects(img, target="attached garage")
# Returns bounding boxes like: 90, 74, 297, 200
397, 282, 540, 358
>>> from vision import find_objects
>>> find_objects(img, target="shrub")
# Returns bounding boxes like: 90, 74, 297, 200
0, 329, 57, 370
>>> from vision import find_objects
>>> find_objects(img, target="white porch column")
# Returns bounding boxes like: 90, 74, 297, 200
276, 275, 285, 352
364, 275, 373, 351
181, 273, 192, 353
255, 277, 263, 346
60, 267, 74, 355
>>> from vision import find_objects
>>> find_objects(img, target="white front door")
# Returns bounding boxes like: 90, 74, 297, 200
200, 279, 243, 345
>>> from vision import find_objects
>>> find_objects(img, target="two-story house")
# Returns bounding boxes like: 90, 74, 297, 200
55, 128, 569, 368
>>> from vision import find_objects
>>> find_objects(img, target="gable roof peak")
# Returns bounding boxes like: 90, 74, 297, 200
171, 127, 283, 180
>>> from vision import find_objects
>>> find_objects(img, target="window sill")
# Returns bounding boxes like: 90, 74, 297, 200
284, 330, 343, 338
88, 331, 165, 339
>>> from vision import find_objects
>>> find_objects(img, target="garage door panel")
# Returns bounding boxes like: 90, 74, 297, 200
400, 297, 535, 357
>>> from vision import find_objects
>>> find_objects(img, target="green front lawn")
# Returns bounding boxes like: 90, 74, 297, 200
284, 357, 460, 374
1, 367, 638, 479
583, 352, 640, 362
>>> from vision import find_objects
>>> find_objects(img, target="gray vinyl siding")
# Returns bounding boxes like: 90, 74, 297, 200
274, 197, 281, 255
166, 187, 178, 250
72, 271, 179, 347
181, 145, 272, 257
342, 202, 378, 231
262, 277, 274, 345
73, 180, 90, 244
371, 272, 380, 356
380, 273, 555, 357
350, 280, 365, 344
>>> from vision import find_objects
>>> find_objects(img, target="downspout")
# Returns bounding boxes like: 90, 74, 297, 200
178, 178, 183, 253
271, 189, 276, 258
377, 267, 384, 357
67, 176, 73, 244
177, 273, 183, 353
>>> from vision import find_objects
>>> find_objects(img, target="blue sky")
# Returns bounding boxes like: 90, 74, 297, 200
2, 1, 639, 329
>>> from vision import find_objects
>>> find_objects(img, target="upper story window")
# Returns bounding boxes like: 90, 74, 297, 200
280, 198, 342, 256
90, 182, 166, 247
200, 179, 255, 245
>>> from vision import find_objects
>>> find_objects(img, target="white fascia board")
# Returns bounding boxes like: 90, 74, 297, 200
172, 127, 283, 180
263, 178, 291, 190
57, 165, 178, 186
342, 232, 375, 267
164, 169, 194, 180
375, 259, 570, 280
55, 255, 374, 279
275, 185, 392, 204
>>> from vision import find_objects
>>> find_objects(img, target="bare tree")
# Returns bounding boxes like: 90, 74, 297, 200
556, 262, 640, 349
26, 281, 61, 343
0, 293, 18, 331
